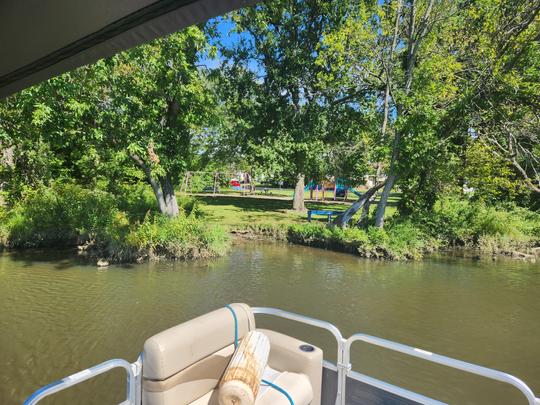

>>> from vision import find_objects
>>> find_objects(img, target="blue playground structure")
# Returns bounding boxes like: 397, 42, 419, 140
305, 178, 362, 201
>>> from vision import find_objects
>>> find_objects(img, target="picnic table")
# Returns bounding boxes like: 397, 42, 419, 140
307, 209, 343, 223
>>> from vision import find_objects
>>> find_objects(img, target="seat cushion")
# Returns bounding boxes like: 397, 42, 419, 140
143, 345, 235, 405
189, 367, 313, 405
257, 369, 313, 405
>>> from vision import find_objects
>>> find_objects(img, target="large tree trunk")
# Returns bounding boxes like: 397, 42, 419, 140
159, 174, 180, 217
372, 0, 402, 229
355, 197, 372, 228
374, 130, 400, 228
130, 154, 179, 217
292, 174, 306, 212
333, 182, 386, 228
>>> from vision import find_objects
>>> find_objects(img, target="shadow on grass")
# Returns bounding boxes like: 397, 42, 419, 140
197, 195, 292, 213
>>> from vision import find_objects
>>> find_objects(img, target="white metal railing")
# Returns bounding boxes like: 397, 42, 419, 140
23, 306, 540, 405
253, 307, 540, 405
252, 307, 347, 404
344, 333, 540, 405
23, 358, 140, 405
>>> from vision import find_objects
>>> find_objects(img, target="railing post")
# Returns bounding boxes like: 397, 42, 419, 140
337, 338, 351, 405
131, 355, 143, 405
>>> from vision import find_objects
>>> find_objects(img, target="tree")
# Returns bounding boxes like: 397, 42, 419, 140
450, 0, 540, 196
100, 27, 215, 217
217, 0, 351, 211
0, 64, 116, 201
319, 0, 463, 227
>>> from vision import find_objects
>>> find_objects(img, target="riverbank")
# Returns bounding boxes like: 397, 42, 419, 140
1, 185, 538, 263
0, 183, 230, 264
195, 194, 540, 262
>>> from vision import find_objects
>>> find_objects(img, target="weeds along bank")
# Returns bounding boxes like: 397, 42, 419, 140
237, 197, 540, 261
0, 185, 538, 263
0, 183, 229, 263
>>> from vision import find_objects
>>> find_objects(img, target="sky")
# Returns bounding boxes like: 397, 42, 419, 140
198, 16, 261, 74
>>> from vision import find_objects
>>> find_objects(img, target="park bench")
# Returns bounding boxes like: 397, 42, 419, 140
307, 209, 343, 223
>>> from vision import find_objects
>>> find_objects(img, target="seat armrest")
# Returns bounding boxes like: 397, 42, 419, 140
256, 329, 322, 405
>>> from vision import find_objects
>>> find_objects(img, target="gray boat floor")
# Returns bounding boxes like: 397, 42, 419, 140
321, 367, 420, 405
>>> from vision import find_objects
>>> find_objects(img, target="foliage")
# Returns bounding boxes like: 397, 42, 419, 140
119, 213, 229, 261
287, 221, 433, 260
212, 1, 364, 204
0, 27, 214, 216
5, 183, 118, 248
417, 195, 540, 252
1, 0, 539, 263
0, 183, 229, 261
463, 141, 525, 204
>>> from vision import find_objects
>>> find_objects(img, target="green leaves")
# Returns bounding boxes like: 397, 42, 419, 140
30, 103, 52, 127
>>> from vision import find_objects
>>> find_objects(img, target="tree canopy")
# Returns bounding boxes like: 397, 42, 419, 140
1, 0, 539, 224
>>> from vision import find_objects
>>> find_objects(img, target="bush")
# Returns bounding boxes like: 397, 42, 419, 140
0, 182, 230, 262
6, 183, 118, 248
118, 213, 229, 261
116, 183, 157, 222
287, 221, 432, 260
421, 196, 539, 253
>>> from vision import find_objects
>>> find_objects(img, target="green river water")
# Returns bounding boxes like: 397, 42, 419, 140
1, 240, 539, 405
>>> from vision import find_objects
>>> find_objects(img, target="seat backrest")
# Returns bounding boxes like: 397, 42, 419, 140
142, 303, 255, 405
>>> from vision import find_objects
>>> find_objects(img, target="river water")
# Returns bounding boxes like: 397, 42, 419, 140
1, 241, 539, 405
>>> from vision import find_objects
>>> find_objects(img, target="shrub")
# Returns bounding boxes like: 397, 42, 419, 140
6, 183, 118, 248
116, 183, 157, 222
422, 196, 539, 253
287, 221, 431, 260
119, 213, 229, 261
0, 183, 230, 262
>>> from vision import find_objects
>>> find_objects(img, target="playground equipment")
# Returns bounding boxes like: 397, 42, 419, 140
305, 178, 362, 202
181, 171, 254, 195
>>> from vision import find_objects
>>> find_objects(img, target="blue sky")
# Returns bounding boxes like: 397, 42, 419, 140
198, 16, 261, 73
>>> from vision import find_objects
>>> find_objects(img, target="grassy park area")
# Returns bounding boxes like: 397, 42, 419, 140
195, 193, 400, 228
190, 192, 539, 261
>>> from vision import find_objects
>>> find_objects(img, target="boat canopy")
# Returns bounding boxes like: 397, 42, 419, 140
0, 0, 253, 99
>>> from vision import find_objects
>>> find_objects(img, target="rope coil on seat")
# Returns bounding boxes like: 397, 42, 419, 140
224, 305, 294, 405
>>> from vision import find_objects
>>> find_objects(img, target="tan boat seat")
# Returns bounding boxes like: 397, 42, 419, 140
190, 368, 313, 405
142, 303, 322, 405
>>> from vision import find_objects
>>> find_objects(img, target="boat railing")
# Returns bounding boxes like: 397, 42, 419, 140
253, 307, 540, 405
344, 333, 540, 405
252, 307, 348, 403
23, 306, 540, 405
23, 358, 141, 405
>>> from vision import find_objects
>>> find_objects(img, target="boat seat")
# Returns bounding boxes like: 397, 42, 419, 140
142, 303, 323, 405
190, 367, 313, 405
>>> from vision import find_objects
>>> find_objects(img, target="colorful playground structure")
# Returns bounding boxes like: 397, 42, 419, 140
305, 178, 362, 201
180, 171, 254, 195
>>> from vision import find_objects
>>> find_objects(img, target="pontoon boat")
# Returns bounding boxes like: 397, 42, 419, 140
24, 304, 540, 405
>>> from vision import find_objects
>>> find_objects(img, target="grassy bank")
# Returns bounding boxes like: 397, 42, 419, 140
0, 183, 229, 263
193, 194, 540, 261
1, 186, 537, 263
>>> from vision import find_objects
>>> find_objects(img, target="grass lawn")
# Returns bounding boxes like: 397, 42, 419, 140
192, 193, 400, 228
